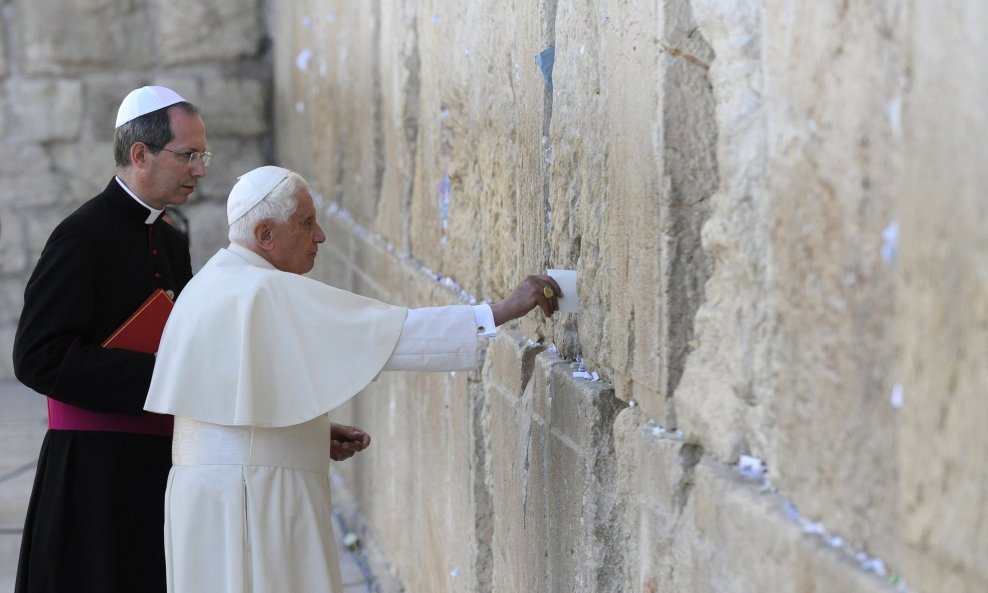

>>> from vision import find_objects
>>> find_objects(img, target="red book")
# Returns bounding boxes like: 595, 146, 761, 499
101, 289, 174, 353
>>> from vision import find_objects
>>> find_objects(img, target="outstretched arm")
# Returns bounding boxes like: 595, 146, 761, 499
489, 275, 563, 326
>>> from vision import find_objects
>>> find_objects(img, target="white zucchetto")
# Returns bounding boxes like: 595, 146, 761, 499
115, 86, 186, 128
227, 166, 292, 225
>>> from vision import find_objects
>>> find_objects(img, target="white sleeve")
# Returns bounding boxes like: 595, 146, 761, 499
383, 305, 488, 371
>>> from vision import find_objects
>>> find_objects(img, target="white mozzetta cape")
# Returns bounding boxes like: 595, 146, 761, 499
145, 243, 408, 427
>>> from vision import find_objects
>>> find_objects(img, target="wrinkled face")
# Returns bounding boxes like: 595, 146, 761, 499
267, 188, 326, 274
143, 108, 207, 209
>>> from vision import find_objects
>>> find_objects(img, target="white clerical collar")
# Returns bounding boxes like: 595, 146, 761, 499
115, 176, 164, 224
227, 242, 277, 269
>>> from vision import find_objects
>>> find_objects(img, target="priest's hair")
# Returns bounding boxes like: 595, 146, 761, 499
228, 173, 309, 244
114, 102, 201, 167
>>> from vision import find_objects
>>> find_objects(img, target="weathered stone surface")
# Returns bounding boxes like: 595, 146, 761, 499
677, 0, 904, 562
9, 80, 84, 142
49, 142, 115, 203
0, 20, 7, 77
2, 0, 986, 591
483, 331, 544, 397
199, 78, 267, 137
0, 144, 61, 209
154, 0, 263, 64
897, 2, 988, 592
15, 0, 153, 74
0, 326, 15, 381
0, 208, 30, 276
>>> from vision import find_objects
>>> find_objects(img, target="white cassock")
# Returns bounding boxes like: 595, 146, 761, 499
145, 243, 495, 593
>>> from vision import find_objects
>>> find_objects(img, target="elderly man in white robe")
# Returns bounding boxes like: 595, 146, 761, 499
144, 165, 562, 593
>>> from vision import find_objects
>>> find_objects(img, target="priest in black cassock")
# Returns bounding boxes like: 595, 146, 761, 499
11, 86, 206, 593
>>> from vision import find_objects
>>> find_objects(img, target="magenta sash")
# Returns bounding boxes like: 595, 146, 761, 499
47, 397, 173, 436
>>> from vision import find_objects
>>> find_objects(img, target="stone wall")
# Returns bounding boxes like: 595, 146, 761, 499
0, 0, 274, 379
2, 0, 984, 592
277, 1, 985, 593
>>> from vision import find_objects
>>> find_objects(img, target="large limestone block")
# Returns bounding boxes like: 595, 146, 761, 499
754, 0, 902, 557
372, 0, 422, 254
9, 80, 83, 142
0, 208, 29, 276
294, 2, 381, 228
0, 144, 61, 208
485, 372, 550, 593
272, 2, 315, 180
199, 78, 267, 137
50, 142, 115, 203
0, 326, 15, 381
154, 0, 263, 65
483, 331, 544, 397
897, 1, 988, 591
679, 0, 901, 556
15, 0, 152, 74
486, 346, 623, 593
691, 461, 897, 593
0, 21, 7, 77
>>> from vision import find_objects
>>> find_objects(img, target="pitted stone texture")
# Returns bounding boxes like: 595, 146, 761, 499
0, 144, 61, 209
50, 142, 115, 203
373, 0, 420, 254
0, 327, 15, 381
678, 0, 902, 559
15, 0, 152, 74
0, 208, 29, 277
486, 348, 623, 593
615, 409, 896, 593
199, 79, 267, 137
897, 1, 988, 591
483, 331, 544, 397
0, 21, 7, 76
153, 0, 263, 65
9, 80, 84, 142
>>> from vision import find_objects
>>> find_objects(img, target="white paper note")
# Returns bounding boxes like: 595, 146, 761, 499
546, 268, 579, 313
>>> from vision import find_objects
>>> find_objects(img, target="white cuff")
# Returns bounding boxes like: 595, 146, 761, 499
473, 304, 496, 338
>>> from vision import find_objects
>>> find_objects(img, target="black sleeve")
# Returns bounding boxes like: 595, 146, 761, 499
13, 222, 156, 414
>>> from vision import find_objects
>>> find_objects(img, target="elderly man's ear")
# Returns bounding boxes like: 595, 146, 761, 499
253, 223, 274, 251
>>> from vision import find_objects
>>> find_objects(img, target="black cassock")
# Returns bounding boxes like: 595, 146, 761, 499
13, 179, 192, 593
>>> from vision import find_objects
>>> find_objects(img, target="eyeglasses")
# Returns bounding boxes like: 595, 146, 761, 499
145, 143, 213, 168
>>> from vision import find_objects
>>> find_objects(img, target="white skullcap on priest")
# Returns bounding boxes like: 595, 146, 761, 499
115, 86, 186, 128
227, 165, 293, 225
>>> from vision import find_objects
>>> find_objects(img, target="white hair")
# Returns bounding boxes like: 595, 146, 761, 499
228, 172, 309, 243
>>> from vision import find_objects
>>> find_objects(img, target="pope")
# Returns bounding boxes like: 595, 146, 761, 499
144, 165, 561, 593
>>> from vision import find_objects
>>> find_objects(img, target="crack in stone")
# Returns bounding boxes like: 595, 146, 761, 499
659, 41, 710, 71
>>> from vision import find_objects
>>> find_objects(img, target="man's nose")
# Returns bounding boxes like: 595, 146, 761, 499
191, 159, 207, 177
314, 224, 326, 243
